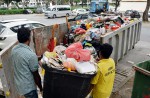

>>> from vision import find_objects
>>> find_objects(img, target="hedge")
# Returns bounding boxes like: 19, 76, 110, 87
0, 9, 36, 15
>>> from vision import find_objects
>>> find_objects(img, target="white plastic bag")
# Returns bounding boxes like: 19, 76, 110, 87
74, 62, 96, 74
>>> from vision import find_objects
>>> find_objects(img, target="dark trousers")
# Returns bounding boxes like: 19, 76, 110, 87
24, 90, 38, 98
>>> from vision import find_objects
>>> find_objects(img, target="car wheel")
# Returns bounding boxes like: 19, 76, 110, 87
53, 14, 56, 18
48, 17, 50, 19
0, 37, 6, 40
66, 13, 69, 17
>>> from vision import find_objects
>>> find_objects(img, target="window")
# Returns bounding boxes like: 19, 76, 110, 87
134, 11, 139, 15
75, 15, 82, 20
82, 15, 88, 19
52, 8, 56, 11
47, 8, 51, 11
10, 24, 31, 33
57, 7, 70, 11
125, 10, 132, 14
78, 9, 85, 12
0, 25, 6, 35
31, 23, 44, 28
10, 26, 20, 33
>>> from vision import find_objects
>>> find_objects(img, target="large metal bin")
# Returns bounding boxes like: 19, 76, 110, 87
0, 20, 142, 98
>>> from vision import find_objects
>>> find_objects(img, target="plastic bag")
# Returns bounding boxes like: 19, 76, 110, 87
63, 58, 77, 71
65, 42, 91, 62
74, 62, 96, 74
54, 45, 66, 55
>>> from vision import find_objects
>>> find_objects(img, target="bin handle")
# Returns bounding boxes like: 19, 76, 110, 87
132, 65, 150, 76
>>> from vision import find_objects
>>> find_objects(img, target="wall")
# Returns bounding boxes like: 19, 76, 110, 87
119, 2, 146, 12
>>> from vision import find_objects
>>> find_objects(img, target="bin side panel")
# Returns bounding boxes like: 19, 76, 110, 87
100, 20, 142, 64
132, 71, 150, 98
43, 70, 92, 98
33, 24, 68, 56
0, 42, 21, 98
33, 26, 52, 56
132, 61, 150, 98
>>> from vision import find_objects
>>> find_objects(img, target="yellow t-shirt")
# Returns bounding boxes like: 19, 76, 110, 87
91, 58, 115, 98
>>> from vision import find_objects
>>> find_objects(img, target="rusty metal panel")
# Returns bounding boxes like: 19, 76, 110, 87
32, 26, 52, 56
33, 23, 69, 56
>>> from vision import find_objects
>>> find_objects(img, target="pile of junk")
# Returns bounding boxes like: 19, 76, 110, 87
40, 16, 138, 98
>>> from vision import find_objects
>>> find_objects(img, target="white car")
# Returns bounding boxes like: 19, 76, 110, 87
72, 9, 89, 16
45, 5, 71, 18
0, 19, 45, 50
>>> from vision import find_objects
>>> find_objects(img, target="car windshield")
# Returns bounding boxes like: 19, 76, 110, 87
47, 8, 51, 11
0, 24, 6, 35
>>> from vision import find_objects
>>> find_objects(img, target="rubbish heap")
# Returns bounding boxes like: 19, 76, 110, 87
40, 15, 138, 75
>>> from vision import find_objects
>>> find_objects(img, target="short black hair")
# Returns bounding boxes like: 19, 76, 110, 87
99, 43, 113, 59
17, 27, 31, 43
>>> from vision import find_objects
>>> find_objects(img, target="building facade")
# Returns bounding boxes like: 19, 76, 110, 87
119, 0, 147, 12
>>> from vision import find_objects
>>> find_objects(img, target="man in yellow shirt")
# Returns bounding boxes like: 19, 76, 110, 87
90, 43, 115, 98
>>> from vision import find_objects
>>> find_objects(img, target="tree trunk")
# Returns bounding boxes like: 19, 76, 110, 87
115, 0, 120, 11
143, 0, 150, 21
82, 0, 83, 8
76, 2, 77, 6
70, 0, 73, 6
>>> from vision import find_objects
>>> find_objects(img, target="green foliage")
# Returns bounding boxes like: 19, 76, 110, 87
0, 8, 36, 15
0, 9, 23, 15
31, 9, 36, 13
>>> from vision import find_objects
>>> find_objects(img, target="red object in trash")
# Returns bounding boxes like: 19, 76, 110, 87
111, 26, 120, 31
97, 17, 101, 22
47, 38, 55, 52
114, 22, 121, 27
47, 24, 58, 52
105, 25, 109, 29
65, 42, 91, 62
74, 28, 83, 33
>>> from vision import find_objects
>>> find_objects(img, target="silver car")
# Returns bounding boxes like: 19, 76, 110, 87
0, 19, 45, 50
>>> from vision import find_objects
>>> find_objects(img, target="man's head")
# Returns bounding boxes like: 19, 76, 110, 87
98, 43, 113, 59
17, 27, 31, 44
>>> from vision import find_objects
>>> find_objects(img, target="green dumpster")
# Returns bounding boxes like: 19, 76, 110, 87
131, 60, 150, 98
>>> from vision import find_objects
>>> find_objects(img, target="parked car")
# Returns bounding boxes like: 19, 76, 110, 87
148, 11, 150, 17
124, 10, 141, 18
68, 14, 99, 22
36, 7, 46, 14
72, 8, 89, 16
0, 19, 45, 50
45, 5, 71, 18
23, 9, 33, 14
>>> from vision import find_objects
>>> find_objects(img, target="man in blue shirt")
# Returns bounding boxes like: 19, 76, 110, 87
11, 27, 42, 98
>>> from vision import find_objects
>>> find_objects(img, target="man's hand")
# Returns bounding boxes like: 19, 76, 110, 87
32, 70, 43, 92
38, 61, 43, 68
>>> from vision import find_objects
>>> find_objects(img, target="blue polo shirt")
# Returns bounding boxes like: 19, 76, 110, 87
11, 43, 39, 95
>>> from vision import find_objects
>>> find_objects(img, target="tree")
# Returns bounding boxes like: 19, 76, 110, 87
81, 0, 87, 7
3, 0, 12, 8
74, 0, 80, 5
143, 0, 150, 21
2, 0, 22, 9
115, 0, 121, 11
